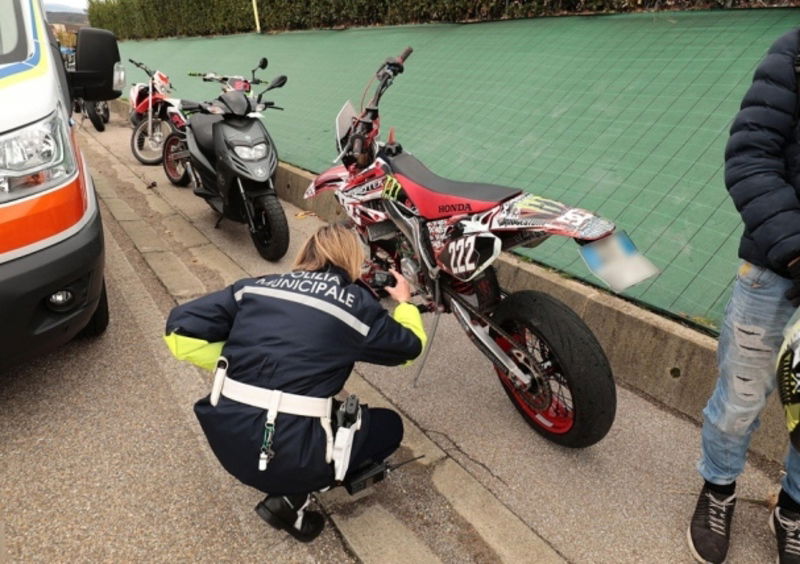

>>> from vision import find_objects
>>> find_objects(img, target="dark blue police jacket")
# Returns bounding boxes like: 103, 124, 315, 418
726, 28, 800, 276
165, 267, 422, 495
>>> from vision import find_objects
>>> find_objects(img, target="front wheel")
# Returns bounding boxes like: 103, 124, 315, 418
490, 291, 615, 448
99, 102, 110, 123
85, 102, 105, 132
250, 193, 289, 261
130, 118, 171, 165
162, 133, 191, 186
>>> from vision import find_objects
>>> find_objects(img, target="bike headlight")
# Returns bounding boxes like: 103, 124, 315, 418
233, 143, 268, 161
0, 110, 76, 202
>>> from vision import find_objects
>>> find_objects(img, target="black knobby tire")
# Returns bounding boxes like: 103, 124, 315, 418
130, 118, 169, 165
490, 290, 616, 448
162, 133, 191, 186
99, 102, 110, 123
78, 281, 109, 338
129, 109, 142, 127
250, 193, 289, 261
86, 102, 105, 132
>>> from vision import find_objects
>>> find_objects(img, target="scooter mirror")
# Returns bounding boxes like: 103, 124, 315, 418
258, 57, 268, 70
266, 75, 287, 90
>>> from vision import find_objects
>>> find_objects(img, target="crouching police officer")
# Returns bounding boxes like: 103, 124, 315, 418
164, 224, 427, 542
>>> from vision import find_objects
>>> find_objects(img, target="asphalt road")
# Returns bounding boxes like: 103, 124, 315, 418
0, 111, 788, 563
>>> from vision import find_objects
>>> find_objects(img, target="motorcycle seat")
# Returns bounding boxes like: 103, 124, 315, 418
385, 152, 521, 204
189, 114, 223, 162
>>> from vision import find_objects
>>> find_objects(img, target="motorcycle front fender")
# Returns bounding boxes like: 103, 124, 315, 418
305, 164, 348, 199
134, 92, 167, 115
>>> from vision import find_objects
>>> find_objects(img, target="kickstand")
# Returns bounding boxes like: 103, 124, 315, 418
413, 277, 441, 388
214, 214, 224, 229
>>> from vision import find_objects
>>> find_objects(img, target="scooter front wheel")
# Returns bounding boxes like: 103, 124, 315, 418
131, 118, 171, 165
490, 290, 616, 448
250, 193, 289, 261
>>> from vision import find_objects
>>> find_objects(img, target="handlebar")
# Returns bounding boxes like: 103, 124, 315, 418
129, 58, 154, 77
399, 46, 413, 63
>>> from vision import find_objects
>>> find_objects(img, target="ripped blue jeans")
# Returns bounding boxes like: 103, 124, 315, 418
698, 261, 800, 501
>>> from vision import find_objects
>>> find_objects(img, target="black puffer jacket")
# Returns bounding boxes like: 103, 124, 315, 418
726, 28, 800, 276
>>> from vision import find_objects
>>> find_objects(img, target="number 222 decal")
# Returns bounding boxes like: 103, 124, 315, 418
448, 236, 477, 275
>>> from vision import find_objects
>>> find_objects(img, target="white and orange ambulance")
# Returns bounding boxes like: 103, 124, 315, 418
0, 0, 122, 367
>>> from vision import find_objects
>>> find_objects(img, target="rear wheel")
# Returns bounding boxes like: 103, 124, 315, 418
250, 193, 289, 261
490, 290, 615, 448
130, 118, 171, 165
162, 133, 191, 186
85, 102, 105, 132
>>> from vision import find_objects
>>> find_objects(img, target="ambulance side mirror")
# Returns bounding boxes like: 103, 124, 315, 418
68, 27, 123, 101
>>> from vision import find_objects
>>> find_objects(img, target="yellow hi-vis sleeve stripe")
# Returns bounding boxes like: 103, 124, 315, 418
392, 302, 428, 355
164, 333, 225, 372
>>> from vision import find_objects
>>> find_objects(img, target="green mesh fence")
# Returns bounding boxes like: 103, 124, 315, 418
118, 9, 800, 331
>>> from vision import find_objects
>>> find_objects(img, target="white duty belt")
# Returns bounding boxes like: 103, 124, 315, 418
209, 357, 357, 478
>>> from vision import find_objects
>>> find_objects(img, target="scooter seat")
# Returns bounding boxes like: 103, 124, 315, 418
189, 114, 223, 162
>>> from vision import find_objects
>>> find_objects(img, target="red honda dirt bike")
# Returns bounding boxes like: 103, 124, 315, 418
306, 49, 658, 448
128, 58, 179, 165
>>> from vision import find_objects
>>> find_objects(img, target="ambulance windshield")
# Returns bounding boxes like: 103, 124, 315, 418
0, 0, 28, 66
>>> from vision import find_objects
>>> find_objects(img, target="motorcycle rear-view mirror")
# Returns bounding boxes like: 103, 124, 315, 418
265, 75, 287, 91
252, 57, 268, 80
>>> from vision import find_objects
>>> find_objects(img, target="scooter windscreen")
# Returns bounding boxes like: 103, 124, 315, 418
217, 90, 253, 116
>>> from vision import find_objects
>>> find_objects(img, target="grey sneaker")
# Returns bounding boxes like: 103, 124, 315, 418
687, 485, 736, 563
771, 507, 800, 563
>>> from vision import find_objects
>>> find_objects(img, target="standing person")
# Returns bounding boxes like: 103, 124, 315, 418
687, 29, 800, 564
164, 224, 426, 542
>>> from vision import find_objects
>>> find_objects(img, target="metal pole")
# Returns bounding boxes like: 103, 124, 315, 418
252, 0, 261, 33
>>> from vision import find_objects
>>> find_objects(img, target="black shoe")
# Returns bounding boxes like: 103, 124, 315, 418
771, 507, 800, 563
255, 494, 324, 543
687, 485, 736, 563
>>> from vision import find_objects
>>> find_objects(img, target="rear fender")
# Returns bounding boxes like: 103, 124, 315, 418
305, 164, 348, 199
489, 193, 615, 241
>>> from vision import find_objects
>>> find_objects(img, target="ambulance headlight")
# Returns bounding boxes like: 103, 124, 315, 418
0, 109, 76, 202
233, 143, 268, 161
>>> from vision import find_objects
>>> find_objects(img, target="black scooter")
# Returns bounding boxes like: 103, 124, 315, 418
164, 58, 289, 261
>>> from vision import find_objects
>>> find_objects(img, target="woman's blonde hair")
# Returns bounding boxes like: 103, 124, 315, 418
293, 223, 364, 282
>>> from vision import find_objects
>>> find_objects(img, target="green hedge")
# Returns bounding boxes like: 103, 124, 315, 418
88, 0, 760, 39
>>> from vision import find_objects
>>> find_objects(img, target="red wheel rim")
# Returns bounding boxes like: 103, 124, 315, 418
164, 137, 184, 179
494, 328, 575, 434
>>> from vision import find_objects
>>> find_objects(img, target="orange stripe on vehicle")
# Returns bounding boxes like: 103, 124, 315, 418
0, 176, 87, 254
